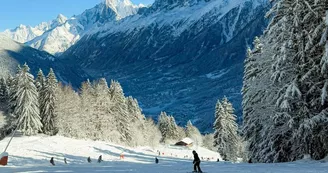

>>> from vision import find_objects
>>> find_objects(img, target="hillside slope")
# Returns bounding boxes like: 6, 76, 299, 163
61, 0, 269, 131
0, 34, 88, 86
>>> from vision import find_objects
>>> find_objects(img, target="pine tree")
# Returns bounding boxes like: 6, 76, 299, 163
127, 96, 147, 146
35, 69, 45, 92
185, 120, 202, 146
8, 66, 21, 115
93, 78, 115, 141
267, 0, 327, 161
109, 80, 132, 144
0, 77, 9, 104
168, 116, 180, 140
242, 36, 280, 162
144, 117, 162, 147
40, 68, 58, 135
55, 84, 81, 138
202, 133, 215, 151
213, 97, 239, 161
79, 79, 95, 138
13, 63, 42, 135
243, 1, 328, 162
158, 111, 170, 143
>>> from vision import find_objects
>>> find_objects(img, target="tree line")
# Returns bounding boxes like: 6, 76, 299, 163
0, 63, 242, 162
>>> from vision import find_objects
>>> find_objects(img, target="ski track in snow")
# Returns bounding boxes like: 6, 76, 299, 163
0, 135, 327, 173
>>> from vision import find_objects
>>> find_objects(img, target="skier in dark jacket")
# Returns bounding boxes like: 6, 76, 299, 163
192, 150, 202, 173
98, 155, 103, 163
50, 157, 55, 166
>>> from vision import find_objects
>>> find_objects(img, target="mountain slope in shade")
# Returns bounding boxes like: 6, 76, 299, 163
0, 34, 54, 77
0, 34, 89, 86
61, 0, 269, 132
3, 0, 140, 56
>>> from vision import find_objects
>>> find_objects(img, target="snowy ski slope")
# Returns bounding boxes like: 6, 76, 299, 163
0, 135, 327, 173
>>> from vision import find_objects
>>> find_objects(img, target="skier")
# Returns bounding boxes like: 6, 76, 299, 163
87, 156, 91, 163
50, 157, 55, 166
155, 157, 159, 164
64, 158, 67, 164
192, 150, 202, 173
120, 152, 124, 160
98, 155, 103, 163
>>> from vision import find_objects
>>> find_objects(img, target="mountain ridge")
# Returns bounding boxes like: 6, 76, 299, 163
2, 0, 140, 55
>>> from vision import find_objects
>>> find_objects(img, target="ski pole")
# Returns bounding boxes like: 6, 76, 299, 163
3, 126, 18, 152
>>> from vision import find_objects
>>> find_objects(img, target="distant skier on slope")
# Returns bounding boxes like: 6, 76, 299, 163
98, 155, 103, 163
50, 157, 55, 166
192, 150, 202, 173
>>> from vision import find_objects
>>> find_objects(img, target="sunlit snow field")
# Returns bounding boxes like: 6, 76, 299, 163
0, 135, 327, 173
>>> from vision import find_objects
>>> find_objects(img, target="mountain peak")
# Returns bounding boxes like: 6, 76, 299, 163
105, 0, 134, 8
103, 0, 138, 20
56, 14, 68, 24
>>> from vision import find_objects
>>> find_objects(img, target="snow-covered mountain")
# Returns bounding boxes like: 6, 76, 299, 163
2, 23, 50, 43
0, 34, 89, 86
60, 0, 269, 131
3, 0, 140, 55
1, 0, 268, 132
0, 34, 54, 78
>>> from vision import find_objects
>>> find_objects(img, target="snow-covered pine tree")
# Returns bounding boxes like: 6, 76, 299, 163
109, 80, 132, 144
202, 133, 215, 151
93, 78, 108, 140
252, 36, 263, 53
213, 97, 239, 161
185, 120, 202, 146
267, 0, 327, 161
168, 116, 180, 141
35, 69, 45, 127
0, 77, 9, 104
13, 63, 42, 135
79, 79, 95, 138
55, 83, 81, 138
8, 66, 21, 115
158, 111, 170, 143
144, 117, 162, 147
242, 35, 283, 162
158, 112, 180, 143
93, 78, 117, 141
177, 125, 186, 140
40, 68, 58, 135
243, 0, 328, 162
127, 96, 147, 146
35, 69, 45, 92
127, 96, 145, 122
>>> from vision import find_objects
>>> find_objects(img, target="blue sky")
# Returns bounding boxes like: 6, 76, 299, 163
0, 0, 153, 31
